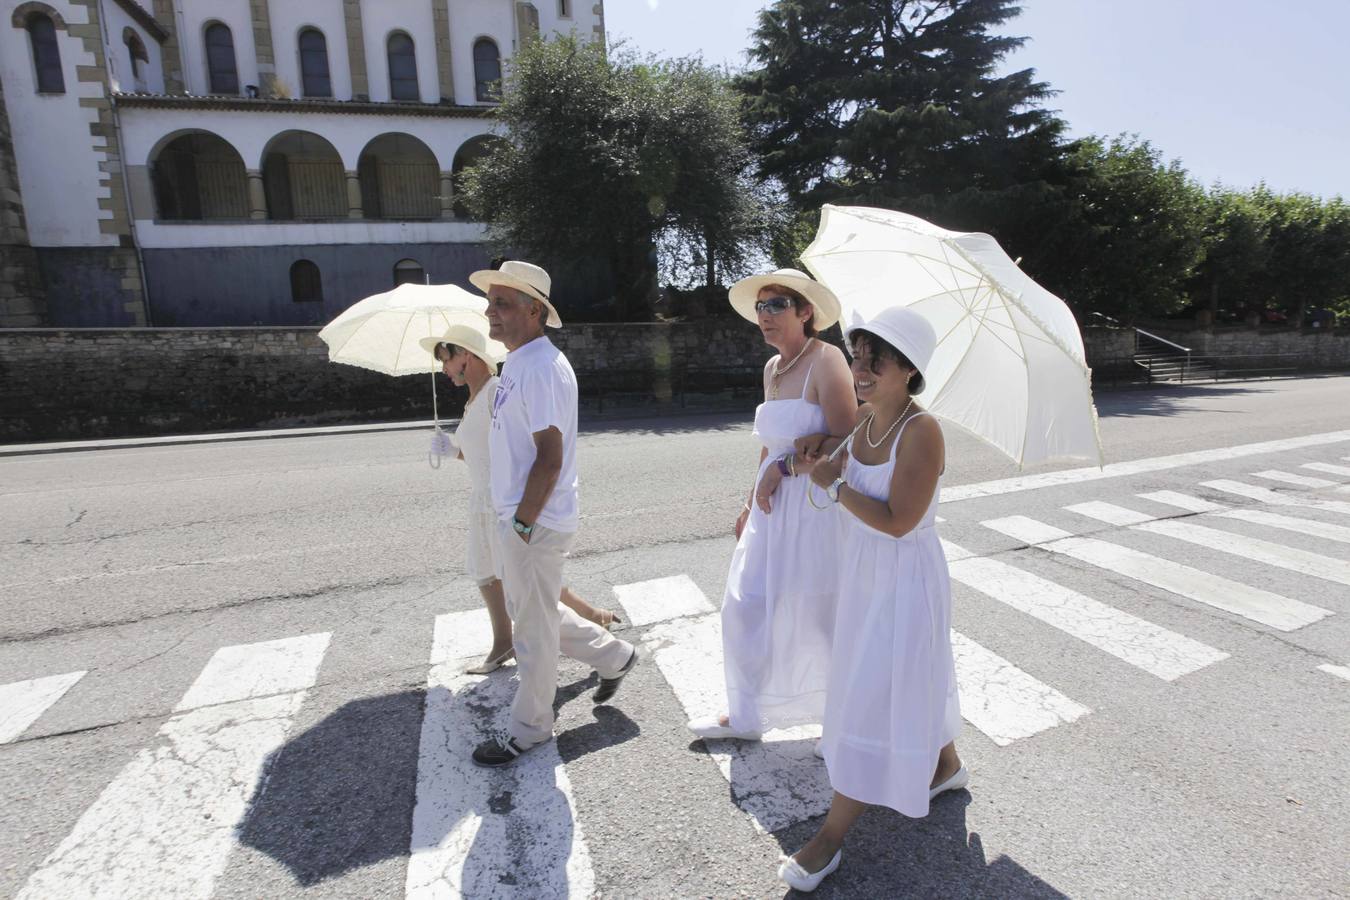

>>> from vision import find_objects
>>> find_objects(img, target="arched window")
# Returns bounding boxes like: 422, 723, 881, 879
290, 260, 323, 302
124, 28, 148, 91
394, 258, 425, 286
559, 0, 570, 16
26, 13, 64, 94
204, 23, 238, 94
387, 32, 418, 102
299, 28, 331, 98
473, 38, 501, 102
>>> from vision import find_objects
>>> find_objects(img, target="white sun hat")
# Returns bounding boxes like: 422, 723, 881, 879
727, 267, 842, 331
418, 316, 508, 368
468, 260, 562, 328
843, 306, 937, 394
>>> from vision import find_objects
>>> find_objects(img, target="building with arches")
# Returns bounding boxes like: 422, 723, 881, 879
0, 0, 605, 326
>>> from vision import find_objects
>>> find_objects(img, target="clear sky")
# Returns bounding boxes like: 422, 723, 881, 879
604, 0, 1349, 199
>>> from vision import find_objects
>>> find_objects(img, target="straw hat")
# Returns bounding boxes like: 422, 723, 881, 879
468, 260, 562, 328
728, 268, 841, 331
418, 320, 508, 368
843, 307, 937, 394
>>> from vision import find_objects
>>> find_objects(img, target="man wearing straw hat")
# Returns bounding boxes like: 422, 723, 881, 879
468, 260, 638, 767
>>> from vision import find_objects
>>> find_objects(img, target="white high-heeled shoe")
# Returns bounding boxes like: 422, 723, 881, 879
777, 849, 841, 892
929, 764, 970, 800
686, 716, 762, 741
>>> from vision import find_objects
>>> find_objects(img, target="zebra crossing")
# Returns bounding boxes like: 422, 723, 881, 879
3, 453, 1348, 897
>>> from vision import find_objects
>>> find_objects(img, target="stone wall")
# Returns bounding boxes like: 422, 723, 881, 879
3, 321, 1347, 443
0, 70, 45, 327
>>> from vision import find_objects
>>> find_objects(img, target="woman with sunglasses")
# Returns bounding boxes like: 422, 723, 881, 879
687, 269, 856, 742
421, 325, 622, 675
777, 306, 965, 893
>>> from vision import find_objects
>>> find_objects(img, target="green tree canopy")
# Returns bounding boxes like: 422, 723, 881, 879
459, 36, 773, 320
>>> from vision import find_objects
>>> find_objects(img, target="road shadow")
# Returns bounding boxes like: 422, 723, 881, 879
771, 792, 1067, 898
236, 672, 639, 889
1094, 383, 1269, 419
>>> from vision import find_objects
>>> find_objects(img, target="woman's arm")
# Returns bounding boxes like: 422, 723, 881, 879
794, 346, 857, 476
810, 414, 943, 538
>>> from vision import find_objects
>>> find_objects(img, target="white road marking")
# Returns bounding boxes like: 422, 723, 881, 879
1317, 664, 1350, 681
949, 632, 1090, 747
1201, 480, 1350, 516
611, 573, 715, 627
1253, 469, 1339, 489
1140, 491, 1350, 544
175, 632, 332, 710
643, 613, 828, 834
406, 611, 594, 899
18, 633, 331, 900
1302, 462, 1350, 478
940, 430, 1350, 503
1070, 502, 1350, 588
983, 516, 1330, 632
0, 671, 86, 744
943, 541, 1227, 681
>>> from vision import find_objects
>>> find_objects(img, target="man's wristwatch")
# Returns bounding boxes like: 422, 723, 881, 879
826, 477, 847, 503
512, 516, 534, 535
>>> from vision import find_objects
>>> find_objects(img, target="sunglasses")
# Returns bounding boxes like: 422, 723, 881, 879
754, 296, 795, 315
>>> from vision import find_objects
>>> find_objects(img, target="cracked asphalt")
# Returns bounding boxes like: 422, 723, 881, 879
2, 374, 1349, 898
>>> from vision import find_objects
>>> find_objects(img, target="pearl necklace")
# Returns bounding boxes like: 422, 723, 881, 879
865, 397, 915, 449
769, 339, 813, 401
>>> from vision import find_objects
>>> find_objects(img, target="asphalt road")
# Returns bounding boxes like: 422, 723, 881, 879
1, 374, 1348, 899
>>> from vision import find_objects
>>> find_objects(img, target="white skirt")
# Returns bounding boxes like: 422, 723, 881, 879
466, 490, 503, 587
820, 519, 961, 817
721, 465, 841, 731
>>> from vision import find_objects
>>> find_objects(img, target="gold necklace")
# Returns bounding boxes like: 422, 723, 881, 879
865, 397, 915, 449
769, 339, 813, 401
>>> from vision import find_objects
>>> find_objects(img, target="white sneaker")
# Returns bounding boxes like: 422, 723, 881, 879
777, 849, 841, 892
930, 764, 970, 800
686, 716, 762, 741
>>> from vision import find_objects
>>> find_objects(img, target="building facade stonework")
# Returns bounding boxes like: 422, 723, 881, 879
0, 0, 603, 328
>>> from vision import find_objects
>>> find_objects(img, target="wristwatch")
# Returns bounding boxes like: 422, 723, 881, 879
512, 516, 534, 535
826, 477, 847, 503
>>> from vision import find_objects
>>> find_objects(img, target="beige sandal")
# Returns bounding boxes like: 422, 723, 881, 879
597, 609, 624, 631
466, 647, 515, 675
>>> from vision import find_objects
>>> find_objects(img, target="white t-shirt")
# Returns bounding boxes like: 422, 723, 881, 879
489, 336, 579, 532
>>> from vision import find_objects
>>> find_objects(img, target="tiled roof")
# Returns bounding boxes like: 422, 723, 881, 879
112, 93, 494, 119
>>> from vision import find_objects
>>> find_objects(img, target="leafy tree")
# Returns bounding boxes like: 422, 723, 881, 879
1188, 188, 1270, 322
738, 0, 1068, 212
1250, 189, 1350, 327
459, 36, 773, 320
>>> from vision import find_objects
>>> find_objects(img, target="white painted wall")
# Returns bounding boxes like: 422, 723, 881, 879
119, 102, 497, 176
361, 0, 439, 103
178, 0, 257, 95
268, 0, 349, 101
0, 0, 115, 246
535, 0, 600, 42
102, 3, 165, 94
448, 0, 513, 106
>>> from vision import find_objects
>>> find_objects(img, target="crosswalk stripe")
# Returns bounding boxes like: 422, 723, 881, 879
943, 541, 1227, 681
1317, 663, 1350, 681
406, 610, 595, 899
18, 633, 331, 900
643, 612, 828, 834
611, 573, 715, 626
982, 516, 1330, 632
1139, 491, 1350, 544
1201, 480, 1350, 516
1068, 502, 1350, 588
1302, 462, 1350, 478
0, 670, 86, 744
949, 632, 1090, 747
1253, 469, 1341, 489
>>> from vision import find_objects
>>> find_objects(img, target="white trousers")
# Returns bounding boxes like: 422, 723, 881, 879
497, 521, 633, 746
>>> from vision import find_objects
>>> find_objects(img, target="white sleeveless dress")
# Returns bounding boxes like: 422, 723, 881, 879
820, 412, 962, 817
455, 376, 503, 586
721, 362, 842, 732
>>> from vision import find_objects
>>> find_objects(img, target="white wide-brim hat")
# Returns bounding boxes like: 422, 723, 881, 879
728, 268, 842, 331
468, 260, 562, 328
844, 306, 937, 393
418, 319, 508, 368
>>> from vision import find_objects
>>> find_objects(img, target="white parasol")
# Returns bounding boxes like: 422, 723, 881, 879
801, 205, 1103, 468
318, 282, 489, 377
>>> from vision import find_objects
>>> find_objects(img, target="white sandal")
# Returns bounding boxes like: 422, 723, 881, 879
777, 849, 841, 892
465, 647, 515, 675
